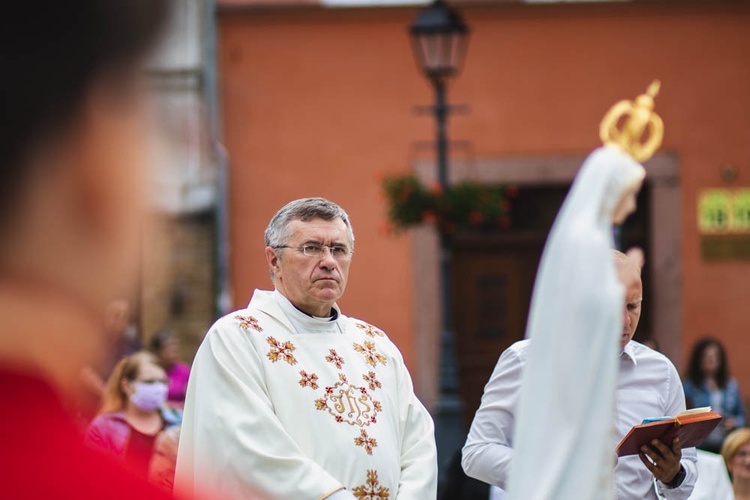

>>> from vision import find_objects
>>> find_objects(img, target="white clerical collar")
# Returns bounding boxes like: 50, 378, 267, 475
272, 289, 342, 334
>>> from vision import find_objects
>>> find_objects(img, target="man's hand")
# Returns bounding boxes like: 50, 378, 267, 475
638, 437, 682, 484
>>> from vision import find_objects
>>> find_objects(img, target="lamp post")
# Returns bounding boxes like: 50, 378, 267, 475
409, 0, 469, 472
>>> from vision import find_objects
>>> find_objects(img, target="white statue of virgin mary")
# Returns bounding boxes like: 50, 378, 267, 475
506, 144, 646, 500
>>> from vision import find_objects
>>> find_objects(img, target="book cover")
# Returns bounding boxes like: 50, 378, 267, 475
616, 408, 722, 457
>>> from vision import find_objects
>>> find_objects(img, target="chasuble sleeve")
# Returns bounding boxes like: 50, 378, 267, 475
174, 318, 345, 500
392, 350, 438, 499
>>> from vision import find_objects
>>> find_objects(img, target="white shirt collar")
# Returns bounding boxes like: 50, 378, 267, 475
621, 340, 638, 366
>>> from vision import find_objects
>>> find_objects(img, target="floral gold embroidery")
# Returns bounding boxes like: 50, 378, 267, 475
266, 336, 297, 365
353, 341, 387, 368
298, 370, 319, 390
235, 315, 263, 332
353, 470, 389, 499
362, 371, 381, 391
314, 378, 382, 427
325, 349, 345, 369
357, 322, 385, 338
354, 429, 378, 455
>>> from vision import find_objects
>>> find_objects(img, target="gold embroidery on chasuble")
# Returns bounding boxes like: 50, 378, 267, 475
314, 374, 382, 426
235, 315, 263, 332
362, 371, 381, 391
353, 429, 378, 455
356, 322, 384, 338
325, 349, 345, 369
353, 341, 387, 368
353, 470, 390, 499
298, 370, 319, 390
265, 336, 297, 365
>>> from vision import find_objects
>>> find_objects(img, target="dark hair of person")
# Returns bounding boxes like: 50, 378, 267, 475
0, 0, 169, 228
149, 329, 176, 353
686, 336, 729, 389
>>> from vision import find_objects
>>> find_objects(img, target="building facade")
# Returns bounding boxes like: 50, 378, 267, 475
216, 0, 750, 437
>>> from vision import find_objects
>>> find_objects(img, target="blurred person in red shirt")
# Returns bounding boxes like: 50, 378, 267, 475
0, 1, 173, 498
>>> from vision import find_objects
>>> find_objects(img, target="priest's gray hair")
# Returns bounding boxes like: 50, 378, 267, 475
265, 197, 355, 269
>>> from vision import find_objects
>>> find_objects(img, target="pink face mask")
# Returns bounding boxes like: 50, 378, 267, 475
130, 381, 168, 411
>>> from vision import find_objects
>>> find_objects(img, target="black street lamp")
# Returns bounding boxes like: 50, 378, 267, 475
409, 0, 469, 472
409, 0, 469, 187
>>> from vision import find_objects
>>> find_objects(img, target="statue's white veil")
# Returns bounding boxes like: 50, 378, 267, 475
507, 146, 646, 500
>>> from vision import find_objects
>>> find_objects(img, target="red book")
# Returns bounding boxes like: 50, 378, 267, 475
616, 407, 722, 457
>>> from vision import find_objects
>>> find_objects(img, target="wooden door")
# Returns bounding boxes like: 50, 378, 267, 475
451, 235, 544, 430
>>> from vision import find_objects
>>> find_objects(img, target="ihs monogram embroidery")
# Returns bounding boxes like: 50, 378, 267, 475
266, 336, 297, 365
354, 429, 377, 455
325, 349, 345, 369
298, 370, 319, 390
314, 374, 382, 427
362, 371, 381, 391
353, 341, 387, 368
235, 315, 263, 332
356, 322, 384, 338
353, 470, 390, 499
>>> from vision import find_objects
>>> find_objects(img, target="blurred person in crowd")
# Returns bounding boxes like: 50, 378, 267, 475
149, 329, 190, 408
85, 352, 181, 478
722, 428, 750, 500
175, 197, 438, 499
0, 1, 172, 497
684, 337, 745, 453
150, 425, 182, 493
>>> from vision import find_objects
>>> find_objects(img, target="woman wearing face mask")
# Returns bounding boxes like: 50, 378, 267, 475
85, 351, 181, 478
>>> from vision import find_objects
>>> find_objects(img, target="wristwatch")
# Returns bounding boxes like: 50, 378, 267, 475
665, 465, 686, 489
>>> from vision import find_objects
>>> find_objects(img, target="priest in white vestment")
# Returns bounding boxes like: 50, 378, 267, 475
175, 198, 437, 500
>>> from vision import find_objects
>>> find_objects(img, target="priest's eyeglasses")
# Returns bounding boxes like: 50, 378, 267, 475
275, 244, 353, 260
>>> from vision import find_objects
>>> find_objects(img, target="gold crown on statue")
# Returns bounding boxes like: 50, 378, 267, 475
599, 80, 664, 162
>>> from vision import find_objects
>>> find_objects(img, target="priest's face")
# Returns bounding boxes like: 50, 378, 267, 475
616, 256, 643, 350
266, 217, 352, 317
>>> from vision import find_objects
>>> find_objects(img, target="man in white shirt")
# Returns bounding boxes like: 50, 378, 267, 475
175, 197, 437, 499
462, 252, 698, 499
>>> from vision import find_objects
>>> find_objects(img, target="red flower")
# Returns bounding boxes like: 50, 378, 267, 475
422, 210, 437, 224
429, 182, 444, 195
506, 185, 519, 198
